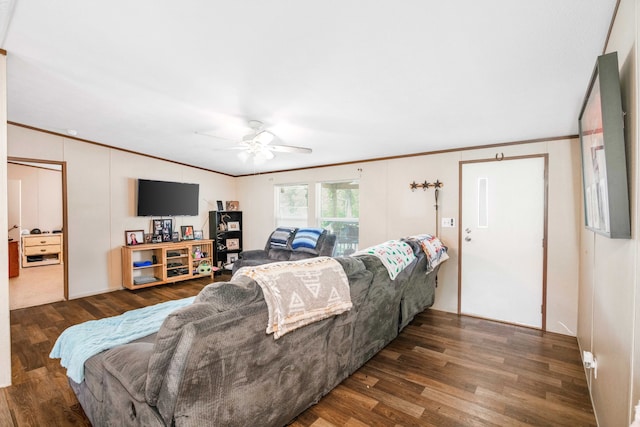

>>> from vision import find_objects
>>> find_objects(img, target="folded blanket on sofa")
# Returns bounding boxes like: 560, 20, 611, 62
352, 240, 416, 280
406, 234, 449, 272
234, 257, 351, 339
50, 296, 195, 383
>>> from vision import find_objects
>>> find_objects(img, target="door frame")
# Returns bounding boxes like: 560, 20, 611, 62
457, 154, 549, 330
8, 156, 69, 300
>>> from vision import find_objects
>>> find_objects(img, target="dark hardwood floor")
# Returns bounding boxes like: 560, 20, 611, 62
1, 277, 595, 426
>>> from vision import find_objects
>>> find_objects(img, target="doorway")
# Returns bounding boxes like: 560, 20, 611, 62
7, 157, 68, 309
458, 155, 548, 329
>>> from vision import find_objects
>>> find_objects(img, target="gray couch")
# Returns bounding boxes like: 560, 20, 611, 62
232, 228, 337, 274
69, 248, 441, 426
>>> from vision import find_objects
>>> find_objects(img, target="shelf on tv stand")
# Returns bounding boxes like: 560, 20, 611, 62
121, 239, 214, 290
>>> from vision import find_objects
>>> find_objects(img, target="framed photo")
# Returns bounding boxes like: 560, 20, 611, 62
227, 221, 240, 231
181, 225, 195, 240
153, 219, 173, 242
226, 253, 238, 264
226, 238, 240, 250
172, 231, 179, 242
226, 200, 239, 211
144, 233, 153, 244
194, 229, 203, 240
216, 200, 224, 211
125, 230, 144, 246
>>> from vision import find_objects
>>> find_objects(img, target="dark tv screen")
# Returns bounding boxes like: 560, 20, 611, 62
137, 179, 199, 216
578, 51, 630, 238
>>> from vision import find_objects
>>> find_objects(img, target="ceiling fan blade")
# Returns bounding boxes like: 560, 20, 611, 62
268, 144, 312, 154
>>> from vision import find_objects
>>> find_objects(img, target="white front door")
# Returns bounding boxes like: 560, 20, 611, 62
460, 156, 546, 328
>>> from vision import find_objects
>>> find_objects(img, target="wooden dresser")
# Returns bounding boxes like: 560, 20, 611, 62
21, 233, 63, 268
8, 240, 19, 277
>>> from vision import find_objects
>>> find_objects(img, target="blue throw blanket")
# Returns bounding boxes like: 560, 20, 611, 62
50, 297, 195, 383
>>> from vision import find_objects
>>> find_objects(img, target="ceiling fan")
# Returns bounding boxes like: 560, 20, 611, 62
199, 120, 312, 163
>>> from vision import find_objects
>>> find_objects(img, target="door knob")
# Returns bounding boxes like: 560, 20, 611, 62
465, 236, 472, 242
465, 228, 471, 234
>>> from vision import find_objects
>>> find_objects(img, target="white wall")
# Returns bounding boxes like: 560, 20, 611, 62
7, 163, 63, 233
577, 1, 639, 425
6, 124, 237, 298
237, 138, 582, 334
0, 51, 11, 387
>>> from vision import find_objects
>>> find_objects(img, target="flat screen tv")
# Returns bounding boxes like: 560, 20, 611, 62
137, 179, 199, 217
579, 51, 630, 239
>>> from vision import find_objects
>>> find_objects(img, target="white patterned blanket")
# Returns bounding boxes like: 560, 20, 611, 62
352, 240, 416, 280
234, 257, 352, 339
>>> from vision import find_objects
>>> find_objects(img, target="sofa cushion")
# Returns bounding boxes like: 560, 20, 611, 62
103, 342, 153, 401
291, 228, 325, 254
195, 276, 263, 310
145, 302, 219, 405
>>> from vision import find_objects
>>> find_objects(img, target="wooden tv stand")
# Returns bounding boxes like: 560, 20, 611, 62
121, 240, 214, 290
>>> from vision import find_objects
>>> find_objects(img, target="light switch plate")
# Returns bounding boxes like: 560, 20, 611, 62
441, 218, 456, 228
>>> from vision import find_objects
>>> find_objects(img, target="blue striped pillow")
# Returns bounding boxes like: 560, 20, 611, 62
291, 228, 324, 252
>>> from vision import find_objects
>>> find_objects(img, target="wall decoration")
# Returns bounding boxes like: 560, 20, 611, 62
227, 221, 240, 231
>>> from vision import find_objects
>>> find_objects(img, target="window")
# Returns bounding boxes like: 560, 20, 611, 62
318, 181, 359, 256
275, 184, 308, 228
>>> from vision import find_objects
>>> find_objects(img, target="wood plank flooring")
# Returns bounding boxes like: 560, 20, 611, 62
1, 277, 595, 426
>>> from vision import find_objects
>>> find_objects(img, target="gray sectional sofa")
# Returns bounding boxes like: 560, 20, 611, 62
69, 245, 442, 426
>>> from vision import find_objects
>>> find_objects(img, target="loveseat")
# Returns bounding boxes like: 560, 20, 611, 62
62, 237, 446, 426
232, 227, 337, 274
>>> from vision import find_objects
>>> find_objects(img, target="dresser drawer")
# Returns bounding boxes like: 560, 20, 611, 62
23, 235, 62, 246
24, 244, 61, 256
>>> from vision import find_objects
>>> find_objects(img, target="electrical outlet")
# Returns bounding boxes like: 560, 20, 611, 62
441, 218, 456, 228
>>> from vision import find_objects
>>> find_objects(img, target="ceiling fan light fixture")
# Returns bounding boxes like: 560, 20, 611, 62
261, 147, 275, 160
254, 130, 274, 145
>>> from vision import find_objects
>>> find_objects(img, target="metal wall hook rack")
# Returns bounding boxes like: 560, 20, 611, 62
409, 179, 444, 191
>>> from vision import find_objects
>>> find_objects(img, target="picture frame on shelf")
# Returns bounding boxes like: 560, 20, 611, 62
153, 219, 173, 242
181, 225, 195, 240
227, 221, 240, 231
226, 238, 240, 250
226, 200, 239, 211
194, 229, 203, 240
125, 230, 144, 246
216, 200, 224, 211
172, 232, 179, 242
226, 253, 238, 264
144, 233, 153, 244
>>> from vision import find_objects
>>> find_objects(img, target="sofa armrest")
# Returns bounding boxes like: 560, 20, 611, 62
238, 249, 269, 260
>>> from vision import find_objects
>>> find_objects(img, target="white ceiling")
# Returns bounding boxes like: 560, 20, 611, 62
1, 1, 617, 176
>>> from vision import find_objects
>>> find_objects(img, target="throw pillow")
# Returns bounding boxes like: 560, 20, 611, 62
268, 227, 298, 249
291, 228, 325, 253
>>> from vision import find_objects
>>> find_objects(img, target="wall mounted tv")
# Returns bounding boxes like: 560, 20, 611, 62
579, 51, 630, 239
137, 179, 199, 217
